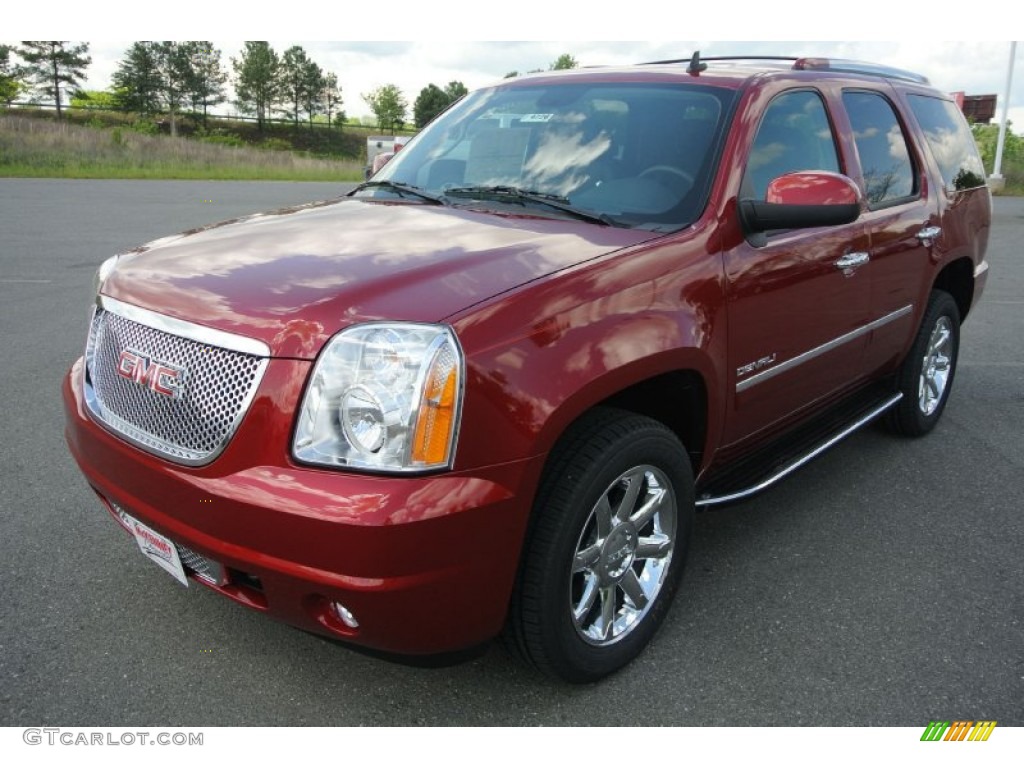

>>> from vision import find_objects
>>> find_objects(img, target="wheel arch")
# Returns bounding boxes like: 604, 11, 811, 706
933, 256, 974, 322
533, 351, 716, 479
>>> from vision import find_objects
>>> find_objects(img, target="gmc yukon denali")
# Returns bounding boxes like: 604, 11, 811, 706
63, 55, 991, 682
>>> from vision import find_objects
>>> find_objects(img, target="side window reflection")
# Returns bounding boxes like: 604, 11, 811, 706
743, 91, 840, 200
842, 90, 916, 206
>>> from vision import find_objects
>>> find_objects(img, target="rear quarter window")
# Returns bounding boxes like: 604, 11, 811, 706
842, 90, 917, 207
906, 95, 987, 192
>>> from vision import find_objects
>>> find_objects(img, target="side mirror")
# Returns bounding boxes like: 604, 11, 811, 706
739, 171, 862, 237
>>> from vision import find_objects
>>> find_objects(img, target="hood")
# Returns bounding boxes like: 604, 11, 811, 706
103, 198, 656, 358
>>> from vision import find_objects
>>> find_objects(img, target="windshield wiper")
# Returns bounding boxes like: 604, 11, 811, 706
351, 180, 448, 204
443, 185, 620, 226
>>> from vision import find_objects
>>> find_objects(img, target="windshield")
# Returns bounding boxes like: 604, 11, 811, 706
359, 80, 734, 231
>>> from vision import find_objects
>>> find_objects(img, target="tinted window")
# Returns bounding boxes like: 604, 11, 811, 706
742, 90, 840, 199
907, 95, 987, 191
842, 91, 916, 206
368, 82, 735, 231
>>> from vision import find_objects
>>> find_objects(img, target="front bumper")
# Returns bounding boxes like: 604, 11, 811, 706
63, 357, 543, 654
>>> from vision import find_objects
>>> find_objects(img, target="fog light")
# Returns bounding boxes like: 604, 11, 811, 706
330, 601, 359, 629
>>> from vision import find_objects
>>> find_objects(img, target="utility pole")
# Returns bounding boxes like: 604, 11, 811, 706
989, 41, 1017, 192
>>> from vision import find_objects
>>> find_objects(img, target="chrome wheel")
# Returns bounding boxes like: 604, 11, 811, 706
570, 465, 676, 646
887, 290, 959, 437
918, 316, 953, 416
506, 408, 692, 682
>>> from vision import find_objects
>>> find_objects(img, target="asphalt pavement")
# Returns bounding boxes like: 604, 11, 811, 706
1, 179, 1021, 726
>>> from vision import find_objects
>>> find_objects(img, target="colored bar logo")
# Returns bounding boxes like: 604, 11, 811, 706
920, 721, 997, 741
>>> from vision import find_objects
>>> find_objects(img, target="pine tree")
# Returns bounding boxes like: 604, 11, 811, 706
0, 44, 24, 107
233, 42, 280, 131
18, 41, 91, 118
182, 41, 227, 127
279, 45, 312, 127
112, 42, 162, 116
322, 72, 343, 130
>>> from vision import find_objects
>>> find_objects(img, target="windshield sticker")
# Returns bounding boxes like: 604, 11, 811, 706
520, 114, 555, 123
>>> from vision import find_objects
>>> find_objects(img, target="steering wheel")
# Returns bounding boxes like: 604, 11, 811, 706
639, 165, 695, 190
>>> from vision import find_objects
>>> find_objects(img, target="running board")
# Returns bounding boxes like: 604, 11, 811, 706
695, 389, 902, 508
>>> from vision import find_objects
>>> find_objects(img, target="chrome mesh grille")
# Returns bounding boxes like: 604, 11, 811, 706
176, 544, 223, 585
84, 305, 268, 465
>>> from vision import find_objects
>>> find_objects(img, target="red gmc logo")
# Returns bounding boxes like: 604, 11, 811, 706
117, 349, 185, 398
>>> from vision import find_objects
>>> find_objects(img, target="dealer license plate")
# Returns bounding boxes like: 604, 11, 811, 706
124, 513, 188, 587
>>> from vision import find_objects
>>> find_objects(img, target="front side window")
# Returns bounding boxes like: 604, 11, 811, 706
742, 90, 841, 200
906, 94, 987, 192
842, 91, 916, 207
360, 81, 735, 231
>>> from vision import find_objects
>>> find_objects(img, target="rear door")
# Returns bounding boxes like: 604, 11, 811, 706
838, 87, 933, 371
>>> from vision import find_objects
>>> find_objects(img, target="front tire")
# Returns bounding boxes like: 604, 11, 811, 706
506, 408, 694, 683
887, 290, 961, 436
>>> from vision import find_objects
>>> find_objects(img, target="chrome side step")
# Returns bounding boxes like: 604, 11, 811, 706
695, 392, 902, 508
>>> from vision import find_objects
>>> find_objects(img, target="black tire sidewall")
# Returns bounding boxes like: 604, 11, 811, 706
523, 414, 694, 682
891, 291, 961, 436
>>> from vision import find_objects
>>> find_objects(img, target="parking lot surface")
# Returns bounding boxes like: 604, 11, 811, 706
1, 179, 1021, 725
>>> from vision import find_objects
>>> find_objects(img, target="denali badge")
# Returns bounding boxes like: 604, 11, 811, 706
117, 349, 185, 398
737, 353, 777, 378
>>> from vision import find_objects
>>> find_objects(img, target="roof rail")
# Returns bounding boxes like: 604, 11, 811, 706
640, 54, 798, 66
639, 52, 930, 85
793, 58, 930, 85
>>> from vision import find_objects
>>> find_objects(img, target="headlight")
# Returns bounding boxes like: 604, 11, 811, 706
93, 254, 120, 297
293, 323, 464, 472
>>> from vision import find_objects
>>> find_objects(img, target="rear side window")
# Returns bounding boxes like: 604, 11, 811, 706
906, 95, 987, 192
842, 91, 916, 207
743, 90, 840, 200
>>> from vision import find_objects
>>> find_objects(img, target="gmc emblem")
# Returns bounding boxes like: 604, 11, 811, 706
117, 349, 185, 398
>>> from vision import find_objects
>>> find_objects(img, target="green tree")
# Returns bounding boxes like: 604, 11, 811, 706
363, 84, 407, 132
0, 44, 24, 106
70, 89, 117, 110
182, 41, 227, 126
550, 53, 578, 70
301, 59, 325, 129
503, 70, 519, 79
152, 42, 194, 137
413, 83, 448, 129
321, 71, 343, 130
233, 41, 280, 131
112, 41, 162, 115
972, 121, 1023, 172
279, 45, 312, 127
413, 80, 467, 129
445, 80, 468, 102
18, 41, 91, 118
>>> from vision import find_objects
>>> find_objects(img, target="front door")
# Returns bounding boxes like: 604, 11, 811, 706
722, 88, 872, 448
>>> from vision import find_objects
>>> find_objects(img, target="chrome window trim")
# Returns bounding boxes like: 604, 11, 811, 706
96, 295, 271, 358
736, 305, 913, 393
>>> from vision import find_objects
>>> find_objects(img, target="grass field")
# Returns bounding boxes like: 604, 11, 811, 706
0, 115, 364, 181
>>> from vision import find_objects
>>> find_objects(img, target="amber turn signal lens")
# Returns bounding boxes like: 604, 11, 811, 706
411, 346, 459, 467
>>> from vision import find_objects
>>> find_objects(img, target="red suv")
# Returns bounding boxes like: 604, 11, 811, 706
64, 55, 990, 682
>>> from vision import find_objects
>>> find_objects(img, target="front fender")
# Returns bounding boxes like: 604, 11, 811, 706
451, 232, 727, 470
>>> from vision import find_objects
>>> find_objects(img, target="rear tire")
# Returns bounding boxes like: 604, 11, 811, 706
505, 408, 694, 683
887, 290, 960, 436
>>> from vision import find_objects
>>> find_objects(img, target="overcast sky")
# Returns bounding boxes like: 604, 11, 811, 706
8, 5, 1023, 130
59, 41, 1020, 128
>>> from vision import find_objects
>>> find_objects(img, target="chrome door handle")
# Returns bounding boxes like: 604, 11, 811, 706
834, 252, 870, 269
916, 226, 942, 245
